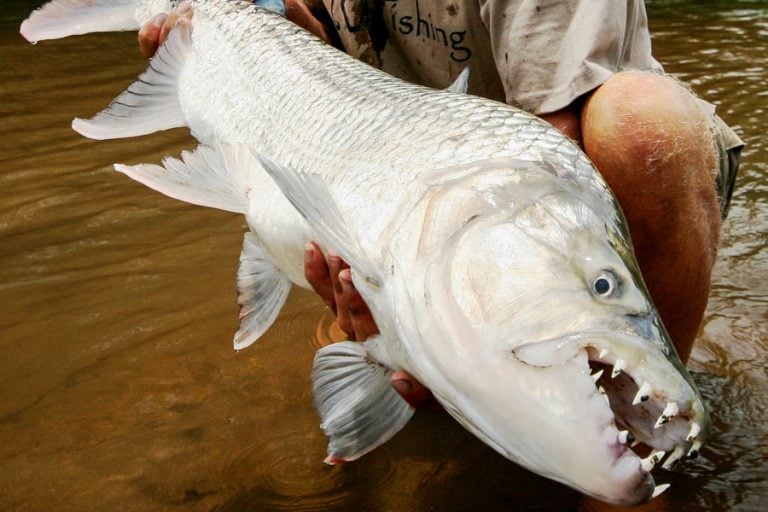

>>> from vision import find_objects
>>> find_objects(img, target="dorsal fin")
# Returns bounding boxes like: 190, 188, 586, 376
445, 67, 470, 94
72, 21, 191, 140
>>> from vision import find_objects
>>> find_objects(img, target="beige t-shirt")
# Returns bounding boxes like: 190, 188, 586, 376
323, 0, 664, 114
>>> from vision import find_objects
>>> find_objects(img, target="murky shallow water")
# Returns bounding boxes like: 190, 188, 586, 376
1, 1, 766, 511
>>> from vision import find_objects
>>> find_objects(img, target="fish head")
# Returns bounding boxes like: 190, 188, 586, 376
409, 161, 710, 505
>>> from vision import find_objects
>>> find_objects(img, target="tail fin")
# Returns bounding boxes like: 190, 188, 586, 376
20, 0, 141, 43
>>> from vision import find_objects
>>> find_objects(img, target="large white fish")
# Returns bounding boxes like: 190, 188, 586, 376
21, 0, 711, 505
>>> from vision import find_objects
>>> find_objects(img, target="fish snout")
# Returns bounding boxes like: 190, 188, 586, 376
584, 341, 710, 476
624, 311, 659, 341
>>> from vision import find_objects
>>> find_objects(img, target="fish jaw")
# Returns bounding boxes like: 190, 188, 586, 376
431, 347, 656, 506
424, 329, 708, 505
389, 264, 687, 505
512, 329, 711, 454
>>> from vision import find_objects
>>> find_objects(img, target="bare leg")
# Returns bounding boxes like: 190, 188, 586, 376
541, 106, 581, 143
580, 71, 720, 362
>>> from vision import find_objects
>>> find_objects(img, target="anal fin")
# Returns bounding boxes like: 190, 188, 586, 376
313, 339, 414, 463
234, 233, 292, 350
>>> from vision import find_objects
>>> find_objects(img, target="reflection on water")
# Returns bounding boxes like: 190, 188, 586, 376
0, 1, 766, 510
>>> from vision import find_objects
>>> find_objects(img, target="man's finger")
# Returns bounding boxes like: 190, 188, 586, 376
339, 269, 379, 341
159, 1, 192, 46
285, 0, 333, 44
138, 13, 166, 58
304, 242, 336, 311
391, 370, 439, 409
158, 12, 178, 45
327, 252, 353, 336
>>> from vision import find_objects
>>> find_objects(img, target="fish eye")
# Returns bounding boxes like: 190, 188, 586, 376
593, 271, 619, 297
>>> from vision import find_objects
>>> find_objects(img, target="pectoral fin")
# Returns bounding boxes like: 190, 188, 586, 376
255, 153, 383, 286
313, 339, 414, 463
234, 233, 292, 350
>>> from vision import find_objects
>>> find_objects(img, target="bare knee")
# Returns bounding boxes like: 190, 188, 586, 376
583, 72, 712, 172
580, 69, 721, 259
581, 71, 718, 229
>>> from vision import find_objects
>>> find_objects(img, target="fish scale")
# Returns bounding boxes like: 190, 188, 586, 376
20, 0, 711, 506
185, 1, 599, 233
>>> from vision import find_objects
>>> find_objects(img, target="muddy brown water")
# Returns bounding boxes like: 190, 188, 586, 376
0, 1, 766, 511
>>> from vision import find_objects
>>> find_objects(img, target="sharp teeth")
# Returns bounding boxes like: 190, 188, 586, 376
662, 446, 686, 470
591, 369, 604, 382
686, 422, 701, 442
652, 483, 671, 498
598, 385, 609, 406
632, 382, 652, 405
619, 430, 640, 447
688, 440, 702, 459
654, 402, 679, 429
641, 450, 666, 472
663, 401, 679, 416
640, 456, 655, 472
611, 358, 627, 378
598, 348, 609, 359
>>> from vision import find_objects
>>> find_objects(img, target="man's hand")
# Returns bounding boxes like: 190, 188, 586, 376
138, 1, 193, 58
303, 242, 378, 341
285, 0, 335, 44
304, 242, 439, 409
137, 0, 333, 59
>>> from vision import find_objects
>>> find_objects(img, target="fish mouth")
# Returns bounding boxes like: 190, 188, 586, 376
513, 333, 709, 503
585, 345, 704, 464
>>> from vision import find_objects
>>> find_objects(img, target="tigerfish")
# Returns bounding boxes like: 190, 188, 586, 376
21, 0, 711, 505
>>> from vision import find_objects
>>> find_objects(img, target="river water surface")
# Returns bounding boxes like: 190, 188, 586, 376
0, 1, 766, 511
